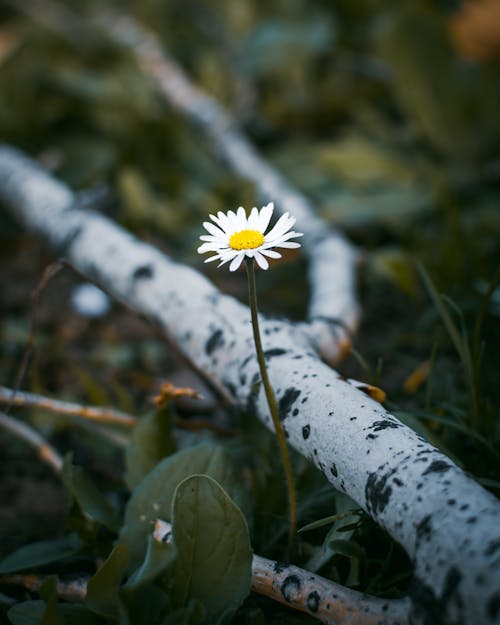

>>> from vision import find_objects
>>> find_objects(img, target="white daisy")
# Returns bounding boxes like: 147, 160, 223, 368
197, 202, 303, 271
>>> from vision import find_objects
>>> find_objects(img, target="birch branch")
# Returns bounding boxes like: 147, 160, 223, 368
1, 147, 499, 625
153, 519, 410, 625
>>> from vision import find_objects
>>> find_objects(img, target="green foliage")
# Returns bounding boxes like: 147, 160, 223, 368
171, 475, 252, 624
85, 544, 130, 618
120, 444, 249, 568
0, 534, 82, 574
125, 408, 176, 491
63, 459, 121, 532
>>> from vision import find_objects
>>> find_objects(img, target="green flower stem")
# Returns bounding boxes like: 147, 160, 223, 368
245, 258, 297, 552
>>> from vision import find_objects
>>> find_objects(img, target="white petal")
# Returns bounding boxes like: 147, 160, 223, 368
199, 234, 227, 243
204, 254, 222, 263
203, 221, 226, 238
225, 210, 240, 234
215, 211, 233, 233
274, 241, 301, 249
247, 207, 260, 229
260, 249, 281, 259
264, 231, 303, 248
229, 252, 245, 272
264, 212, 294, 240
197, 242, 223, 253
217, 250, 239, 267
254, 252, 269, 270
236, 206, 248, 229
258, 202, 274, 232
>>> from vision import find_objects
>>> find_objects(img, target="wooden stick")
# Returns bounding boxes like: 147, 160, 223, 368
0, 385, 136, 428
0, 410, 63, 474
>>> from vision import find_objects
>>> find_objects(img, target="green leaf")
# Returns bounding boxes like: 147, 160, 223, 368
125, 408, 176, 490
120, 444, 248, 568
171, 475, 252, 625
118, 585, 171, 625
40, 577, 66, 625
65, 464, 121, 532
0, 534, 82, 574
125, 535, 176, 590
162, 600, 206, 625
85, 544, 129, 619
8, 601, 47, 625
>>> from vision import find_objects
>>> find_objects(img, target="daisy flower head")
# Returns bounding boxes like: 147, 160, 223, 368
197, 202, 303, 271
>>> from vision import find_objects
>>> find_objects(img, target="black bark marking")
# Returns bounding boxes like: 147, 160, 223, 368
302, 425, 310, 440
264, 348, 287, 359
485, 539, 500, 557
273, 561, 289, 574
416, 515, 432, 544
278, 387, 301, 421
410, 567, 463, 625
422, 460, 452, 476
371, 419, 401, 431
133, 264, 154, 280
307, 590, 320, 613
365, 467, 396, 515
205, 329, 224, 355
330, 463, 338, 477
281, 575, 301, 603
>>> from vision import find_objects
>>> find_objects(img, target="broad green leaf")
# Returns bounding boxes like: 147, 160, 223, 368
0, 534, 82, 574
85, 544, 129, 619
125, 409, 176, 490
120, 444, 248, 568
125, 535, 176, 590
171, 475, 252, 625
8, 601, 48, 625
162, 600, 206, 625
65, 464, 121, 532
118, 585, 171, 625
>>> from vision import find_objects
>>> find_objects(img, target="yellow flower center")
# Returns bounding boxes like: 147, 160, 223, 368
229, 229, 264, 250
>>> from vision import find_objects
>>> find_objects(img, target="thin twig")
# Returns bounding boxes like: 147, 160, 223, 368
0, 385, 136, 428
0, 574, 86, 602
0, 411, 63, 474
4, 261, 65, 417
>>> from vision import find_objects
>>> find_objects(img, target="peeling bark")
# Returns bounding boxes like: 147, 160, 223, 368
0, 146, 499, 625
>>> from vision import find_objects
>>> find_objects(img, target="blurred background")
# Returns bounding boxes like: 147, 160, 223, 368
0, 0, 499, 584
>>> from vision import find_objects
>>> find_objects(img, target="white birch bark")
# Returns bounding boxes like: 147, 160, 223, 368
0, 145, 499, 625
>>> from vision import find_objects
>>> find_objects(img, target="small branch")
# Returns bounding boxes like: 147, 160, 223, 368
0, 411, 63, 474
153, 519, 409, 625
0, 385, 136, 428
4, 261, 65, 418
0, 574, 86, 603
